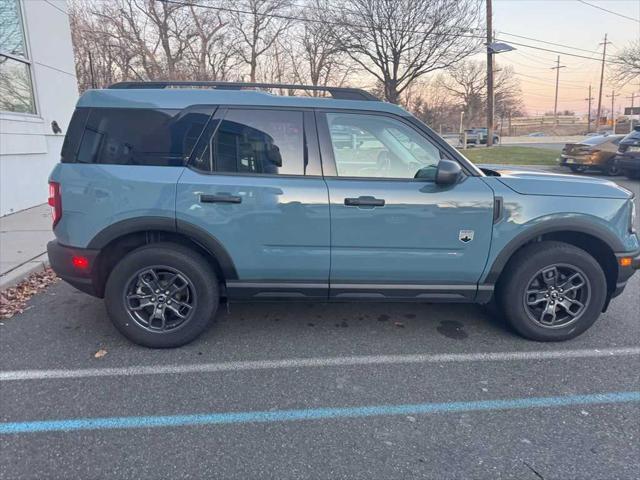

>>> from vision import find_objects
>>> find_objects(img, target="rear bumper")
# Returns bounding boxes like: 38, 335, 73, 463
612, 249, 640, 298
47, 241, 101, 297
558, 155, 594, 167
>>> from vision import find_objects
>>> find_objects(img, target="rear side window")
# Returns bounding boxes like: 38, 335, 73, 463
69, 107, 211, 166
194, 109, 305, 175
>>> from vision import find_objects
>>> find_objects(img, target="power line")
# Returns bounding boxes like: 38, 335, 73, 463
159, 0, 486, 39
158, 0, 628, 66
576, 0, 640, 24
497, 31, 600, 55
511, 70, 592, 89
493, 37, 626, 66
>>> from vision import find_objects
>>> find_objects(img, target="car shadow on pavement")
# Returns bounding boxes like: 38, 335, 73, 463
0, 281, 527, 370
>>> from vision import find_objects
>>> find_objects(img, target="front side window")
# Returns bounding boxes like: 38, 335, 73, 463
0, 0, 36, 114
196, 109, 305, 175
72, 107, 211, 166
326, 113, 441, 179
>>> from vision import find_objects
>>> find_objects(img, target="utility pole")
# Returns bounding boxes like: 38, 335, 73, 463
606, 90, 619, 132
595, 34, 610, 132
625, 93, 636, 132
585, 85, 594, 133
486, 0, 494, 147
551, 56, 566, 125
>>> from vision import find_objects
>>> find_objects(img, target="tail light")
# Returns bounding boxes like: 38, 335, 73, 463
48, 181, 62, 227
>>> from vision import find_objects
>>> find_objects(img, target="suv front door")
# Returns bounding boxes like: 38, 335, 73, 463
318, 111, 495, 301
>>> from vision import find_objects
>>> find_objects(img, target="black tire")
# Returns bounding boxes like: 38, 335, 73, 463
569, 165, 587, 173
105, 242, 219, 348
603, 161, 621, 176
497, 241, 607, 341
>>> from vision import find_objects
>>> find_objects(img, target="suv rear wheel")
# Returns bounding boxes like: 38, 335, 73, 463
498, 241, 607, 341
105, 243, 219, 347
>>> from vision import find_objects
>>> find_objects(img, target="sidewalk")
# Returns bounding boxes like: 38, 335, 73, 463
0, 204, 53, 289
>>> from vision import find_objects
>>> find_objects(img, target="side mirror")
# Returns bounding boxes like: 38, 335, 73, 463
435, 159, 462, 186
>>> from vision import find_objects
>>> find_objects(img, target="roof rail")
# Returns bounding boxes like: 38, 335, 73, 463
108, 81, 379, 102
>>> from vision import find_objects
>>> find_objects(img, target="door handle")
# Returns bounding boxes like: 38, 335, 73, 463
200, 193, 242, 204
344, 196, 385, 207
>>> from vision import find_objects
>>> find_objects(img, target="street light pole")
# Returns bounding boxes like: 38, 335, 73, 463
486, 0, 494, 147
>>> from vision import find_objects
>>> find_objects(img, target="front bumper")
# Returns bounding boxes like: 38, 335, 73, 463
612, 249, 640, 298
47, 240, 101, 297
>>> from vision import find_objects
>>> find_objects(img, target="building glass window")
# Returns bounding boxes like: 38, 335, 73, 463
0, 0, 36, 114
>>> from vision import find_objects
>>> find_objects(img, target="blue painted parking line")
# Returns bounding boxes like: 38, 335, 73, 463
1, 391, 638, 434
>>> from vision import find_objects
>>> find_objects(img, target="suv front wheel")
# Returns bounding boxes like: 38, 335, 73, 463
105, 243, 219, 348
498, 241, 607, 341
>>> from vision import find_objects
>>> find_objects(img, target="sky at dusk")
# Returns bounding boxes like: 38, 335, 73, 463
487, 0, 639, 116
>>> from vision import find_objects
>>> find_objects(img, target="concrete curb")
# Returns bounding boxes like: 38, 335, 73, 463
0, 253, 49, 290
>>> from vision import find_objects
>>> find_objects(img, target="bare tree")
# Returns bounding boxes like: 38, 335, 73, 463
438, 60, 523, 126
229, 0, 293, 82
611, 41, 640, 88
183, 2, 240, 80
438, 61, 485, 126
331, 0, 483, 103
494, 64, 524, 119
69, 0, 136, 90
285, 0, 351, 92
69, 0, 248, 90
404, 79, 460, 132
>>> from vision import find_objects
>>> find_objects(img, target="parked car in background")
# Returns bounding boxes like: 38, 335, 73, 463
558, 134, 625, 175
527, 132, 546, 137
460, 128, 500, 146
615, 127, 640, 180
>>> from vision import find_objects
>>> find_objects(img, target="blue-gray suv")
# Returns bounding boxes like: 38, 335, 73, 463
47, 82, 640, 347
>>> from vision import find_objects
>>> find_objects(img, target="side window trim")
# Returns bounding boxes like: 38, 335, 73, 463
187, 106, 226, 172
315, 110, 455, 182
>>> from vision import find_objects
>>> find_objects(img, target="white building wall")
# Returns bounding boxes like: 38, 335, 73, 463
0, 0, 78, 216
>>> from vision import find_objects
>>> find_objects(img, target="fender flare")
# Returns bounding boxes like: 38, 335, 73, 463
482, 217, 624, 285
87, 216, 238, 280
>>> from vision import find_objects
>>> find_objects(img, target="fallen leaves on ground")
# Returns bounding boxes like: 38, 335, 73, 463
0, 268, 58, 320
94, 349, 108, 359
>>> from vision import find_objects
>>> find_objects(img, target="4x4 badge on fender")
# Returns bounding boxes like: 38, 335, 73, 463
459, 230, 475, 243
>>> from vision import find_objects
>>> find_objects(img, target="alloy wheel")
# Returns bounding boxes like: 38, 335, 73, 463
522, 264, 591, 329
123, 266, 196, 333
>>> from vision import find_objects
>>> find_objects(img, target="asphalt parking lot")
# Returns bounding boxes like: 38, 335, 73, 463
1, 174, 638, 480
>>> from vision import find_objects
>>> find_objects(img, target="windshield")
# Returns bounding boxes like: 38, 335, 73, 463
620, 130, 640, 143
580, 136, 608, 145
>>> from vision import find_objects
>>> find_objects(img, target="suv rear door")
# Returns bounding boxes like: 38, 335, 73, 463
176, 107, 330, 299
317, 111, 494, 301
